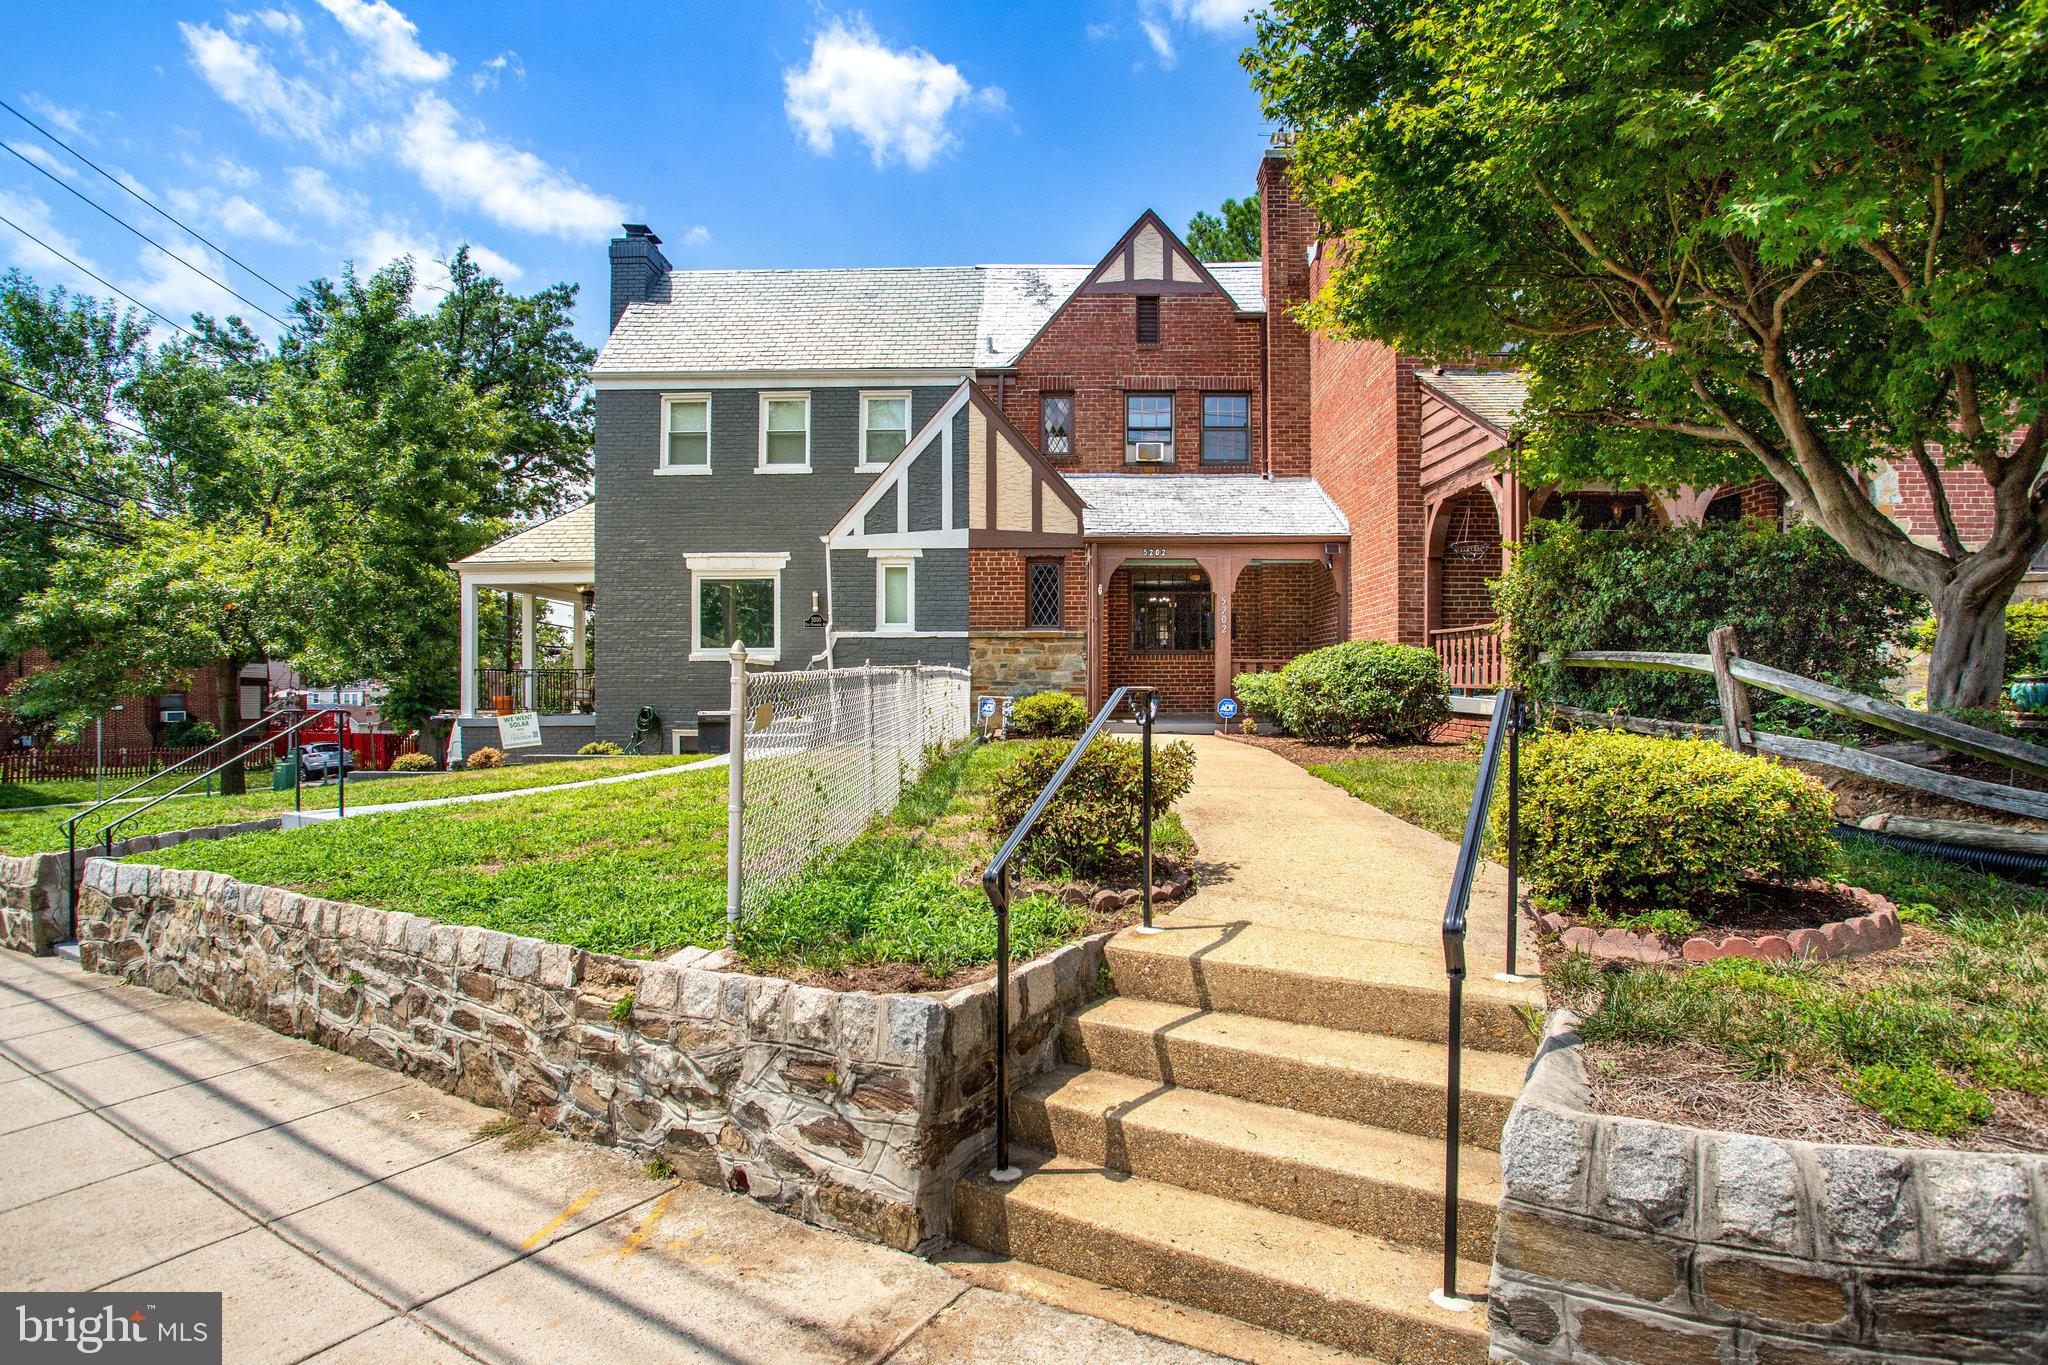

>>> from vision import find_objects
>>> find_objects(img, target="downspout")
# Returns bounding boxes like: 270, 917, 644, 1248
811, 532, 836, 669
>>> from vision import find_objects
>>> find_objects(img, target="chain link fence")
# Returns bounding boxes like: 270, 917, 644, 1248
730, 660, 973, 920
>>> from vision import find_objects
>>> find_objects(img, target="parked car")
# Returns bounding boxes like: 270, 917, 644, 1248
298, 742, 356, 779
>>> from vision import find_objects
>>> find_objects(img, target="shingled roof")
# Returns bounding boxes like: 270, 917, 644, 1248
1067, 475, 1348, 540
593, 262, 1267, 377
1416, 369, 1530, 437
456, 503, 594, 568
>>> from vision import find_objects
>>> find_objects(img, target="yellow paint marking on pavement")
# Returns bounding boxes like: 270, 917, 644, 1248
521, 1188, 600, 1250
615, 1191, 675, 1261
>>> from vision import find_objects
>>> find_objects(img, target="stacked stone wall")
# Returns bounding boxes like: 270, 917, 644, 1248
69, 859, 1105, 1253
1493, 1013, 2048, 1362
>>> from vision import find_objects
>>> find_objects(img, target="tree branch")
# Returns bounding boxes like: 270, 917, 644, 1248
1530, 173, 1670, 315
1909, 438, 1967, 558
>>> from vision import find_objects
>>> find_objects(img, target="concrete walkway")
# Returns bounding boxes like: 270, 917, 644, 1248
279, 754, 727, 829
0, 951, 1224, 1365
1166, 734, 1533, 973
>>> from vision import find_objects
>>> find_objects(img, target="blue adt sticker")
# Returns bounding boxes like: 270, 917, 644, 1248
977, 696, 999, 718
1216, 697, 1239, 720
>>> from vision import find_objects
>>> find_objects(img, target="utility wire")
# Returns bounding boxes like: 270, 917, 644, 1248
0, 98, 299, 305
0, 461, 162, 519
0, 212, 198, 340
0, 372, 203, 498
1, 141, 291, 328
0, 493, 132, 544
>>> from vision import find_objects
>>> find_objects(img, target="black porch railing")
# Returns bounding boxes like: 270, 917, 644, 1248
1438, 687, 1523, 1304
476, 667, 595, 715
983, 685, 1159, 1179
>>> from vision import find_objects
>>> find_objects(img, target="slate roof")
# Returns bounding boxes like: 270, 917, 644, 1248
1416, 369, 1530, 436
456, 503, 594, 567
594, 262, 1268, 377
1067, 475, 1349, 540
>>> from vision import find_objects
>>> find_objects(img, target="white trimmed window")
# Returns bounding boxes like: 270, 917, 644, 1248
658, 393, 710, 473
686, 552, 788, 661
873, 551, 918, 633
860, 391, 911, 471
758, 392, 811, 472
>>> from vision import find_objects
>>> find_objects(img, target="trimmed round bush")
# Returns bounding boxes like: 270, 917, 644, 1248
1231, 671, 1287, 729
388, 752, 437, 772
987, 738, 1196, 877
1511, 730, 1835, 913
577, 740, 624, 756
463, 746, 504, 770
1008, 691, 1086, 739
1277, 641, 1449, 743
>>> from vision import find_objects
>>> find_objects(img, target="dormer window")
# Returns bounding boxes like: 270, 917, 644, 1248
1135, 295, 1160, 344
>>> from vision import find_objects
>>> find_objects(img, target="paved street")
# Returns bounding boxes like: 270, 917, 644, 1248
0, 950, 1225, 1365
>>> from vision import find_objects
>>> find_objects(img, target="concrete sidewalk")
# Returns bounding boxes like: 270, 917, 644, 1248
0, 951, 1224, 1365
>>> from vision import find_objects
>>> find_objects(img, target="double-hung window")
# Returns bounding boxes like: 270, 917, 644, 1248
1125, 393, 1174, 463
874, 552, 917, 633
1040, 394, 1073, 459
860, 391, 910, 470
758, 393, 810, 472
687, 553, 787, 661
659, 394, 710, 473
1201, 394, 1250, 465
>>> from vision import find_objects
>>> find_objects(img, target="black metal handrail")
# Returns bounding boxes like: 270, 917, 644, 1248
982, 685, 1159, 1179
64, 707, 350, 921
1438, 686, 1522, 1304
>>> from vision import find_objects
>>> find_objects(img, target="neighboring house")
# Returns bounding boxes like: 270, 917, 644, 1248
451, 137, 2022, 755
1, 650, 274, 753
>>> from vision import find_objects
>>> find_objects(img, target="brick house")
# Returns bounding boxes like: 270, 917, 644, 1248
452, 139, 2023, 753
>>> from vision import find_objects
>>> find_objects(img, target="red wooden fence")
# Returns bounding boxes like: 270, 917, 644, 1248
1431, 623, 1505, 691
0, 744, 242, 784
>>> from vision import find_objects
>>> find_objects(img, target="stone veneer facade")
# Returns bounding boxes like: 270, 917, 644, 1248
69, 859, 1104, 1253
1492, 1012, 2048, 1362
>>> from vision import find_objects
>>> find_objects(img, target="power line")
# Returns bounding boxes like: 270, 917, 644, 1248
0, 493, 132, 544
0, 211, 197, 340
0, 372, 199, 498
0, 98, 299, 305
1, 141, 291, 328
0, 461, 162, 519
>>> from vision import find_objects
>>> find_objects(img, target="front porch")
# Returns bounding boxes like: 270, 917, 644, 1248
453, 504, 598, 722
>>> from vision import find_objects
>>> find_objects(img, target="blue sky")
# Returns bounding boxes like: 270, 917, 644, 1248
2, 1, 1270, 349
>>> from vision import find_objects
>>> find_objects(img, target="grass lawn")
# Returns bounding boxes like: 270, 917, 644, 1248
0, 767, 278, 811
0, 756, 690, 857
1303, 743, 2048, 1143
130, 738, 1191, 983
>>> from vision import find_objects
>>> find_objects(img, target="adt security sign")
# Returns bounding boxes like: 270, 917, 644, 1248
977, 696, 999, 719
1216, 697, 1239, 721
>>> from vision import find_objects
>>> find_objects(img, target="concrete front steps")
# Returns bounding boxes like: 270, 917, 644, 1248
953, 923, 1538, 1364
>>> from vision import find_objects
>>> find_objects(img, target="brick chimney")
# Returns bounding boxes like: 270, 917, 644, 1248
608, 224, 670, 332
1258, 138, 1315, 477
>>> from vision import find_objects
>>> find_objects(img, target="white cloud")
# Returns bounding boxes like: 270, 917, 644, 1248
471, 51, 525, 93
6, 141, 79, 181
1141, 19, 1177, 67
348, 224, 521, 301
244, 8, 305, 38
285, 165, 367, 225
681, 225, 711, 247
21, 95, 84, 136
0, 189, 95, 285
783, 17, 1001, 171
314, 0, 452, 83
1135, 0, 1252, 68
179, 22, 335, 143
166, 186, 296, 243
206, 154, 262, 188
464, 242, 524, 281
395, 93, 627, 240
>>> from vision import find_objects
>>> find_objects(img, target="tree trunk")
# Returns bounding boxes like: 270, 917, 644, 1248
1924, 590, 2011, 714
211, 657, 247, 796
417, 719, 450, 770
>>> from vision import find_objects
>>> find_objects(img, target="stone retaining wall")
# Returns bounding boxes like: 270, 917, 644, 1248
71, 859, 1104, 1252
0, 818, 283, 955
1491, 1012, 2048, 1362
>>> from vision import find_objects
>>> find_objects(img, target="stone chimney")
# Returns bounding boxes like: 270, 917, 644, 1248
1258, 137, 1315, 477
608, 224, 670, 332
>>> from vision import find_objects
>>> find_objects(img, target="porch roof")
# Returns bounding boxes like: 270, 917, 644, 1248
455, 502, 594, 570
1416, 368, 1529, 438
1068, 474, 1349, 540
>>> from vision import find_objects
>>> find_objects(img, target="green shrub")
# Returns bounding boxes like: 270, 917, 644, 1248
1231, 671, 1287, 728
388, 752, 437, 772
1914, 599, 2048, 678
578, 740, 624, 756
987, 738, 1196, 877
1276, 641, 1448, 744
1512, 730, 1835, 913
1008, 691, 1086, 738
158, 718, 221, 748
1844, 1060, 1994, 1137
1497, 520, 1919, 726
464, 746, 504, 770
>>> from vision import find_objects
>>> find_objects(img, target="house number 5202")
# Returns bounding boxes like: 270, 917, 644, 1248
1139, 548, 1168, 557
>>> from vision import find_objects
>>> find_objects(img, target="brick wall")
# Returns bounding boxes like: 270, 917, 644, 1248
1880, 454, 2001, 548
967, 548, 1086, 632
1259, 151, 1315, 479
1232, 561, 1340, 670
1435, 488, 1503, 631
1104, 564, 1214, 711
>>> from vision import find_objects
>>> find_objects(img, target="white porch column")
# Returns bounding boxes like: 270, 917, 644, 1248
571, 599, 587, 674
519, 592, 537, 708
459, 575, 479, 716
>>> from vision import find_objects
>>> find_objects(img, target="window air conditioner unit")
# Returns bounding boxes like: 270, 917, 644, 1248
160, 709, 188, 724
1129, 441, 1171, 464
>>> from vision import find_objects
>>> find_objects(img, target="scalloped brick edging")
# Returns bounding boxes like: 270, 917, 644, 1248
1538, 881, 1903, 968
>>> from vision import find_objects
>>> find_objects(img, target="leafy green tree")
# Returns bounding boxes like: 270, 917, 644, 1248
1186, 194, 1262, 261
1248, 0, 2048, 709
